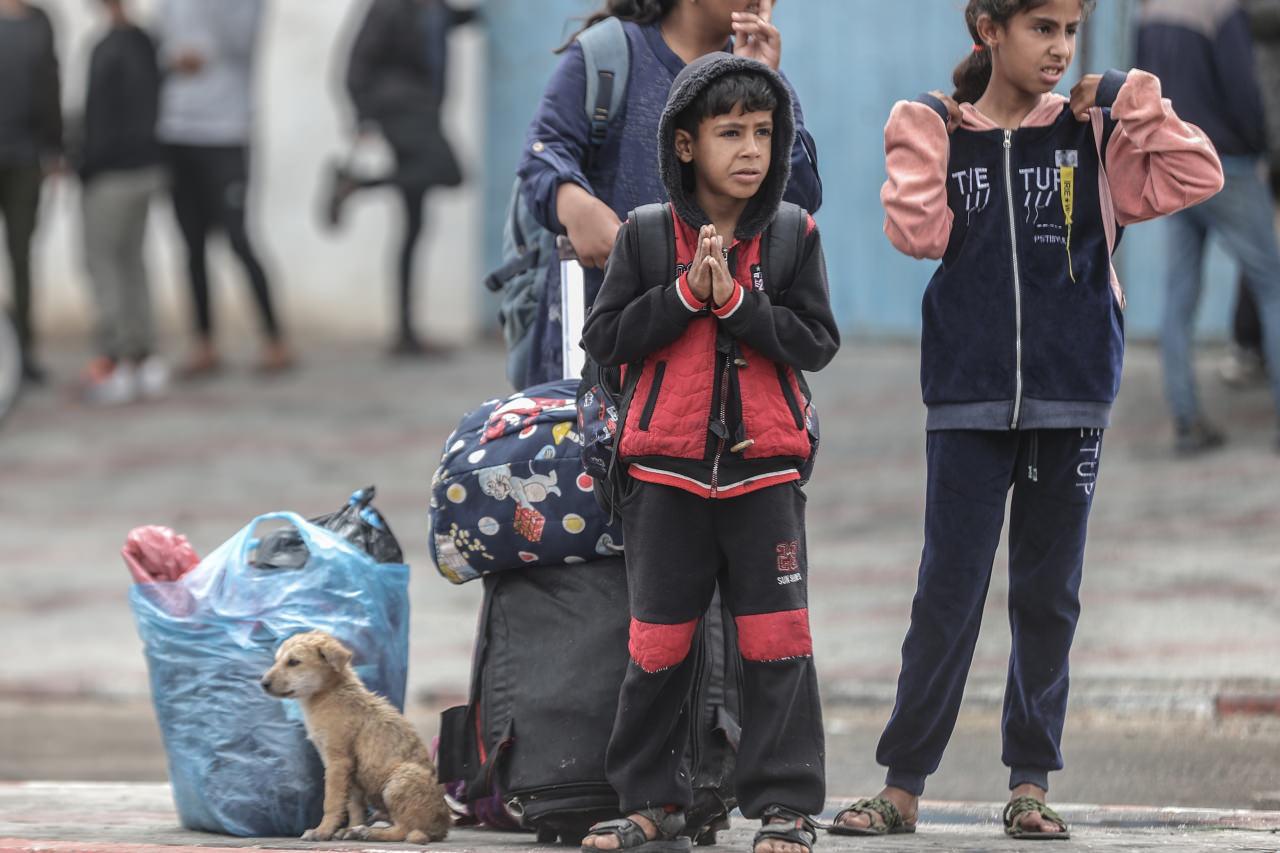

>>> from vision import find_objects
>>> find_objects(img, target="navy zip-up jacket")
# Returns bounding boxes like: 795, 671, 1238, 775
882, 70, 1223, 431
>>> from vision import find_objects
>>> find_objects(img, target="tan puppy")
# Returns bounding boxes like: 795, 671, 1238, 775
261, 631, 450, 844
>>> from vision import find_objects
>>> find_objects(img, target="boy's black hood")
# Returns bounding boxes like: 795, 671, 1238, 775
658, 53, 796, 240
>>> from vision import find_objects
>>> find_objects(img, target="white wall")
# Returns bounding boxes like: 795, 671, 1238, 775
29, 0, 484, 346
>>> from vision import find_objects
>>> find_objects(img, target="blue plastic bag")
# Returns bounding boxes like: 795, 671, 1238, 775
129, 512, 410, 837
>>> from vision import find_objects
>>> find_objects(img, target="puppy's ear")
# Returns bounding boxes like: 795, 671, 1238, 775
317, 637, 353, 672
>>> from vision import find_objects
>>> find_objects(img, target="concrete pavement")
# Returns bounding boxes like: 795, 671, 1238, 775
1, 781, 1279, 852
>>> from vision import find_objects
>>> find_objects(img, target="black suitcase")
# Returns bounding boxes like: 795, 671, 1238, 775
437, 558, 741, 845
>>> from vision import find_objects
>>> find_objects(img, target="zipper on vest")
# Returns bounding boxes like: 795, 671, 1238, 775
709, 356, 731, 496
1003, 129, 1025, 430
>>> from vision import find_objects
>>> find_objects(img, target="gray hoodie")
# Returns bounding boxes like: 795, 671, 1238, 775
156, 0, 262, 146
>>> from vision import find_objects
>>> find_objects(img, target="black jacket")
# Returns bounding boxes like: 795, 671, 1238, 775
1136, 0, 1268, 157
80, 24, 162, 183
345, 0, 474, 125
0, 4, 61, 166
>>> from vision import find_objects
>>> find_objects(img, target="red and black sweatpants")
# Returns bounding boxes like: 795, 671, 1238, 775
605, 480, 826, 819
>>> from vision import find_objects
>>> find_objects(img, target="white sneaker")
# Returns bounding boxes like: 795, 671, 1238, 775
136, 356, 171, 400
83, 362, 139, 406
1218, 344, 1267, 388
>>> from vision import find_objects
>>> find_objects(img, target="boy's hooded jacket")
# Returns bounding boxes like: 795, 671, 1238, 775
882, 69, 1223, 430
582, 53, 840, 499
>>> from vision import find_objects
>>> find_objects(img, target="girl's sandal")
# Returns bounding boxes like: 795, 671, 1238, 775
827, 797, 917, 836
752, 806, 818, 853
1003, 796, 1071, 841
581, 808, 692, 853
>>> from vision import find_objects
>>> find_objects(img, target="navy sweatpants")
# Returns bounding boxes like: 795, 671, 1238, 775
606, 481, 826, 819
877, 428, 1103, 796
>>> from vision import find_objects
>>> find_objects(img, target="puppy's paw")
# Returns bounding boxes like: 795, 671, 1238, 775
341, 825, 371, 841
300, 826, 335, 841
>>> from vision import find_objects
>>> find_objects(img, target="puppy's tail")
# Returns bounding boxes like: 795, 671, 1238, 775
407, 830, 428, 844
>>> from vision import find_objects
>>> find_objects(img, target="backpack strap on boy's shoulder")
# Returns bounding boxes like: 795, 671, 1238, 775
578, 17, 630, 152
764, 202, 808, 297
630, 202, 676, 290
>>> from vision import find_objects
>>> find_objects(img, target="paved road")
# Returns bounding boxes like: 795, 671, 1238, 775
1, 781, 1278, 852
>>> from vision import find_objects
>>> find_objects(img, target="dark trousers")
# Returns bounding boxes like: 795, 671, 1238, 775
349, 113, 460, 341
352, 149, 436, 341
877, 428, 1103, 796
1234, 284, 1262, 355
0, 163, 43, 357
607, 481, 825, 819
166, 144, 280, 340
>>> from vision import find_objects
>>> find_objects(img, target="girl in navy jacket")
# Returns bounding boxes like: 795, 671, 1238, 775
831, 0, 1223, 840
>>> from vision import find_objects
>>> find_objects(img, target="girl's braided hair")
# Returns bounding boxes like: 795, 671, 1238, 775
953, 0, 1097, 103
557, 0, 677, 53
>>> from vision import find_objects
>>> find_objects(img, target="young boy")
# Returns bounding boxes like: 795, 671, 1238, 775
580, 53, 839, 853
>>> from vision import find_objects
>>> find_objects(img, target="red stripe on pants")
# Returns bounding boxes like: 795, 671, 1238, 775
629, 617, 698, 673
735, 609, 813, 662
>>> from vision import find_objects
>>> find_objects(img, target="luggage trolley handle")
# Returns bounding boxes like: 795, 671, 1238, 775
558, 236, 587, 381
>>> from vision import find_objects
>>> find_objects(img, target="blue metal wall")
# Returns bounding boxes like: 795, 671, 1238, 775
483, 0, 1239, 338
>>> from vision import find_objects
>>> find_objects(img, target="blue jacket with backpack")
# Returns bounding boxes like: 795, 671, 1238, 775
491, 18, 822, 389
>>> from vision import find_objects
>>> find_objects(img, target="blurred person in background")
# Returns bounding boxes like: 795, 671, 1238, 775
76, 0, 167, 405
1219, 0, 1280, 388
156, 0, 293, 377
0, 0, 62, 385
325, 0, 477, 358
1136, 0, 1280, 455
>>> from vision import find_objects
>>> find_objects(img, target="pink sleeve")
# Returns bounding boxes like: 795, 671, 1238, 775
881, 100, 953, 260
1103, 69, 1225, 227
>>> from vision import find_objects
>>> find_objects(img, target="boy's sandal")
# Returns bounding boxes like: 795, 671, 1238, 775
753, 805, 818, 853
581, 808, 692, 853
827, 797, 916, 836
1003, 796, 1071, 840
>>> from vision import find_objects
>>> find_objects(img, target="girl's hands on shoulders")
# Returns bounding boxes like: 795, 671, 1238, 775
926, 90, 963, 133
1070, 74, 1103, 122
732, 0, 780, 70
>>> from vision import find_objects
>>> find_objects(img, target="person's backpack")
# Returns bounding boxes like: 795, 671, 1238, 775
576, 201, 820, 517
486, 17, 630, 390
436, 558, 742, 845
428, 379, 624, 584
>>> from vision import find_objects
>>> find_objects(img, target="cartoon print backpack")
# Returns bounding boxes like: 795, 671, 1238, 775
576, 201, 822, 516
429, 379, 624, 583
485, 17, 630, 390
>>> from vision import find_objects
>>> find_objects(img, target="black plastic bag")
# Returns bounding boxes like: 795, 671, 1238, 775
253, 486, 403, 568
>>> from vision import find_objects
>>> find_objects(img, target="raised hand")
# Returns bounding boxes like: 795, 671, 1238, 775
927, 90, 963, 134
732, 0, 781, 70
1070, 74, 1102, 122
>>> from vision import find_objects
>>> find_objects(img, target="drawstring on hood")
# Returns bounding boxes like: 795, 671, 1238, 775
657, 52, 796, 240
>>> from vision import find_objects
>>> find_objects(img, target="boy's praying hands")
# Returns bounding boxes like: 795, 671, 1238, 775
687, 225, 736, 308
